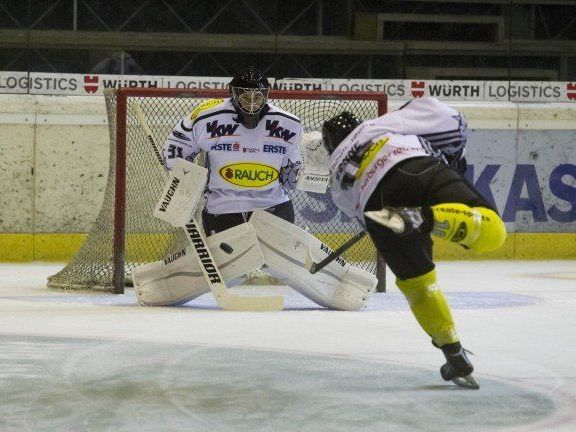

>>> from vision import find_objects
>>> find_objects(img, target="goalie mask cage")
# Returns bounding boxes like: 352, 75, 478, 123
47, 88, 387, 294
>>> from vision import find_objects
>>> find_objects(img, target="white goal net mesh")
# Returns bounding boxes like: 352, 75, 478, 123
47, 88, 386, 293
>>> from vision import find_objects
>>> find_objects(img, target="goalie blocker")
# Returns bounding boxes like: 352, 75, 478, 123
152, 157, 205, 227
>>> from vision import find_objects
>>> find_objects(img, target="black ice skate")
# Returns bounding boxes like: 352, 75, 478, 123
439, 341, 479, 389
364, 207, 426, 235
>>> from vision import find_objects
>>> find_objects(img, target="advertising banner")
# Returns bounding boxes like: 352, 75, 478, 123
2, 71, 576, 102
465, 129, 576, 232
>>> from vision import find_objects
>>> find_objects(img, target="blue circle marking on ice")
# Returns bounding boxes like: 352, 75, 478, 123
9, 291, 540, 311
0, 334, 554, 432
366, 291, 541, 311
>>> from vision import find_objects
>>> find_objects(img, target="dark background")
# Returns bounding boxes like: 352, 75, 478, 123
1, 0, 575, 80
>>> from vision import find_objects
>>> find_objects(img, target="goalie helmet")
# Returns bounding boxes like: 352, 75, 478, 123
322, 111, 362, 154
229, 66, 270, 129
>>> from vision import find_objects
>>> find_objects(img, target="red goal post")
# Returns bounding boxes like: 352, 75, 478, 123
48, 87, 387, 294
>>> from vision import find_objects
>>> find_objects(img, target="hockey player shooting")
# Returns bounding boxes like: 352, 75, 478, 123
321, 97, 507, 389
132, 66, 377, 311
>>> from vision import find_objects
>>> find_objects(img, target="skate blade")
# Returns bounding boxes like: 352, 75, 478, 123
364, 210, 405, 234
452, 374, 480, 390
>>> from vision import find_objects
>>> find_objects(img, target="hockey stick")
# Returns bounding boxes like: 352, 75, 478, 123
306, 231, 367, 274
131, 101, 284, 311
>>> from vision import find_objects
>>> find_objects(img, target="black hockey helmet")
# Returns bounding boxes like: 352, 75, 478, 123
229, 66, 270, 129
322, 111, 362, 154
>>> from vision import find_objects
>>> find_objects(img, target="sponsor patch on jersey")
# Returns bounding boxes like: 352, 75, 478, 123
211, 143, 233, 151
211, 142, 257, 152
190, 98, 224, 121
263, 144, 286, 154
356, 137, 389, 178
219, 162, 279, 188
242, 147, 259, 153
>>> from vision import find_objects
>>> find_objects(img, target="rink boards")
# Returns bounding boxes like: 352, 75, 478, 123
0, 95, 574, 262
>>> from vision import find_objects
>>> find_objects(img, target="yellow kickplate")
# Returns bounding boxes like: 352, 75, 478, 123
0, 232, 574, 262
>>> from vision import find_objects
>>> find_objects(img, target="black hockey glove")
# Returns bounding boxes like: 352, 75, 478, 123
448, 155, 467, 175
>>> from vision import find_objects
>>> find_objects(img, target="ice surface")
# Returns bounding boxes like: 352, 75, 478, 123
1, 261, 575, 431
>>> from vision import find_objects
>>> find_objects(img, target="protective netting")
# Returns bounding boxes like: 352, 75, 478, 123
48, 88, 386, 293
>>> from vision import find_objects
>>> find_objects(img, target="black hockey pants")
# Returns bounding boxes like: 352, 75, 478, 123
202, 200, 295, 237
364, 157, 494, 280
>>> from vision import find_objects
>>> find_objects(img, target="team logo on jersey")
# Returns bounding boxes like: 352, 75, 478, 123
190, 99, 224, 120
207, 120, 240, 138
265, 120, 296, 142
219, 163, 279, 188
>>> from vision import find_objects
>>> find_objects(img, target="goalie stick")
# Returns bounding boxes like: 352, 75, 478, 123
131, 101, 284, 311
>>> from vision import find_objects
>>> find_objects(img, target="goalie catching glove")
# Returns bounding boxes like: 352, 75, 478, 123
296, 131, 331, 193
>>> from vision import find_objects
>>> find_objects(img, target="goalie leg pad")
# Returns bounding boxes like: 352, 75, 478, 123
250, 210, 377, 311
132, 257, 207, 306
133, 222, 264, 306
334, 265, 378, 310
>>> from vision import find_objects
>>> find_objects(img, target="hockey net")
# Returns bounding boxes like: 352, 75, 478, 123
47, 88, 387, 294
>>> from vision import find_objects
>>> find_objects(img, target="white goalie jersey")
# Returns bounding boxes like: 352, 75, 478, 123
163, 98, 303, 214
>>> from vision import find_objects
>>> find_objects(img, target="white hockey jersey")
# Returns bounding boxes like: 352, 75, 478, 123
163, 98, 303, 214
368, 97, 468, 158
329, 97, 468, 222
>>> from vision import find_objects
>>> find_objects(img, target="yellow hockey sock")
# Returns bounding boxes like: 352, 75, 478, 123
396, 269, 459, 347
431, 203, 506, 253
